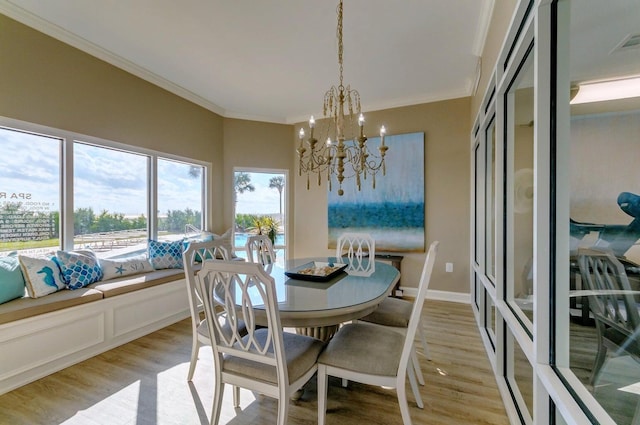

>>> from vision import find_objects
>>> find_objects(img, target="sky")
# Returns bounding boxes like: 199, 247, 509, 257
235, 171, 283, 216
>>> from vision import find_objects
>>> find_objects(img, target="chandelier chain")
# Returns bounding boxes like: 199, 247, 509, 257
337, 0, 344, 89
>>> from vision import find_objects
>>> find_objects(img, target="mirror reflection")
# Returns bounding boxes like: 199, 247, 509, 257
566, 1, 640, 422
509, 46, 535, 326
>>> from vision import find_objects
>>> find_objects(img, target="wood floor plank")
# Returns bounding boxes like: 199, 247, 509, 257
0, 300, 508, 424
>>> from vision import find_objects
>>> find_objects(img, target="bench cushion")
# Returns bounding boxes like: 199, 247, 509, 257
0, 287, 103, 325
89, 269, 183, 298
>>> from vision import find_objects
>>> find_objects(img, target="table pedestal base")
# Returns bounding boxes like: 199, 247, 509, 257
295, 325, 339, 342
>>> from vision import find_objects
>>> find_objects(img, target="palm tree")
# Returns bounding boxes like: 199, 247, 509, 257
269, 176, 285, 218
234, 172, 255, 208
234, 172, 255, 194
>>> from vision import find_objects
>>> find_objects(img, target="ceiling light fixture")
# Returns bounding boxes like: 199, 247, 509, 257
297, 0, 388, 196
570, 76, 640, 104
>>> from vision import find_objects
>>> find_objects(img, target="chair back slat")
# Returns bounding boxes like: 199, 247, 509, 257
196, 260, 286, 374
336, 232, 376, 275
399, 241, 438, 374
246, 235, 277, 266
182, 239, 231, 333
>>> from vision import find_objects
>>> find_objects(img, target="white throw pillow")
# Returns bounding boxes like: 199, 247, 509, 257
100, 255, 153, 280
212, 228, 236, 259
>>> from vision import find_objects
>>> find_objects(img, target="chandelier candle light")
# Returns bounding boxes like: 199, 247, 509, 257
297, 0, 388, 196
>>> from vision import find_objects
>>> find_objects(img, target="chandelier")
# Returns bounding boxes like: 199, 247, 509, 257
297, 0, 388, 196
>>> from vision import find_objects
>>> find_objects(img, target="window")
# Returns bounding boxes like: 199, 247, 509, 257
0, 127, 61, 257
157, 158, 204, 242
485, 117, 497, 282
474, 143, 482, 266
0, 117, 209, 259
505, 42, 535, 331
233, 169, 287, 264
561, 1, 640, 422
472, 0, 640, 423
73, 142, 148, 257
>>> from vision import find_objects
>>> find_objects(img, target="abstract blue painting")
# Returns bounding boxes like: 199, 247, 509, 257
328, 132, 425, 252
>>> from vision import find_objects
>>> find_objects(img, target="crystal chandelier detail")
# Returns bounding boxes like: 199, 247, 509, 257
297, 0, 388, 196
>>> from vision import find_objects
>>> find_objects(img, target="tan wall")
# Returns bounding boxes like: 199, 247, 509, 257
221, 118, 294, 235
0, 14, 225, 231
471, 0, 518, 121
293, 98, 471, 294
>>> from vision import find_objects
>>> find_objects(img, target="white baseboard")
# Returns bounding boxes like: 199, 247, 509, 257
399, 287, 470, 304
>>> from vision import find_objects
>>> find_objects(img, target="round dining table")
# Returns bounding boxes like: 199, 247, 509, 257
255, 256, 400, 340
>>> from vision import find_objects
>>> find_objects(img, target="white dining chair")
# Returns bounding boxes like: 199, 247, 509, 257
197, 260, 325, 425
335, 232, 376, 275
245, 234, 277, 266
182, 238, 231, 382
336, 232, 375, 261
318, 241, 438, 425
358, 244, 438, 388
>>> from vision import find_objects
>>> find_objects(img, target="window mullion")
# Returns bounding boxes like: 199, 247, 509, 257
61, 136, 74, 251
149, 155, 158, 240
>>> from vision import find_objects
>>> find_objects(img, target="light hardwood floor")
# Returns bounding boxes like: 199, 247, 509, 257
0, 300, 509, 425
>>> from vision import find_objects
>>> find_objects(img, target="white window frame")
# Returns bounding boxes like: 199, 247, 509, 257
0, 115, 211, 254
232, 166, 289, 261
471, 0, 611, 423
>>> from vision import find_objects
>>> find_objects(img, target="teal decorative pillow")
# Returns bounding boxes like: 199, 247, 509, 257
0, 255, 26, 303
149, 239, 184, 269
56, 250, 103, 290
100, 254, 153, 280
18, 255, 66, 298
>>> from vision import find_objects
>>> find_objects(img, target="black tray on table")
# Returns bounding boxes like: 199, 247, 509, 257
284, 261, 348, 282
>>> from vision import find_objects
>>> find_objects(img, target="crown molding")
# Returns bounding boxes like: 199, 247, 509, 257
472, 0, 496, 57
286, 88, 472, 125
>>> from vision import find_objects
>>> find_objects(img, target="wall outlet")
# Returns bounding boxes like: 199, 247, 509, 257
445, 262, 453, 273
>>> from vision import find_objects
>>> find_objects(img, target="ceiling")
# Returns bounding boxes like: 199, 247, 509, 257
0, 0, 494, 124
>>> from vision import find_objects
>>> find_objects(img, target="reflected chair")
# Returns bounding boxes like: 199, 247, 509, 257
197, 260, 325, 425
182, 239, 231, 381
318, 241, 438, 425
245, 234, 277, 266
335, 232, 375, 269
577, 248, 640, 385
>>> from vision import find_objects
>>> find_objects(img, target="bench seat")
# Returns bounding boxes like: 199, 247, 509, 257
0, 269, 189, 396
0, 288, 103, 325
89, 269, 183, 297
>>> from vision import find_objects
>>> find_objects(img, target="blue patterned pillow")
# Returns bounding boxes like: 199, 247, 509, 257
149, 239, 184, 269
55, 250, 103, 290
18, 255, 66, 298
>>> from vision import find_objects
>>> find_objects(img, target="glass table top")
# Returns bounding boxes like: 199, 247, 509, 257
255, 256, 400, 313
